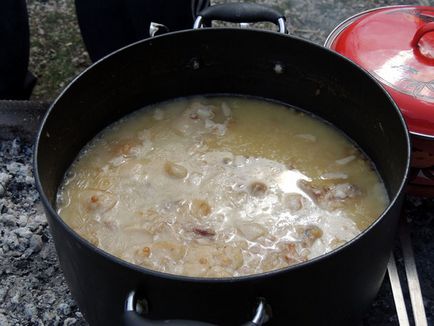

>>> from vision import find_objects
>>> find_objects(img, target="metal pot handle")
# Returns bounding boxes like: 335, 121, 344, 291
193, 3, 286, 34
124, 290, 270, 326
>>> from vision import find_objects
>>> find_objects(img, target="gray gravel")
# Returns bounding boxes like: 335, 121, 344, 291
0, 139, 85, 326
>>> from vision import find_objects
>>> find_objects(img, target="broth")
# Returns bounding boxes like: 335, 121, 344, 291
57, 96, 389, 277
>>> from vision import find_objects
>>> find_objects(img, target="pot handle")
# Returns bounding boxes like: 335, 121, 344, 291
193, 3, 286, 34
124, 290, 270, 326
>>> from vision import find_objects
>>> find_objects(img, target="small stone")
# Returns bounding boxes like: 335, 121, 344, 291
0, 172, 11, 186
14, 227, 33, 239
39, 245, 51, 259
0, 287, 7, 301
41, 290, 56, 305
25, 175, 35, 185
10, 138, 21, 156
44, 266, 55, 277
57, 303, 71, 315
34, 214, 48, 225
24, 303, 38, 319
6, 162, 24, 174
17, 215, 29, 227
28, 214, 47, 231
43, 311, 58, 323
4, 232, 20, 250
0, 214, 16, 226
0, 313, 10, 326
29, 235, 43, 254
18, 237, 30, 252
63, 317, 77, 326
10, 291, 20, 304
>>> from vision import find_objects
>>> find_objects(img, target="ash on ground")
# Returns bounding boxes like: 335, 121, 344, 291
0, 138, 85, 326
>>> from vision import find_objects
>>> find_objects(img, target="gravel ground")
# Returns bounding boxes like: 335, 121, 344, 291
1, 0, 433, 325
0, 139, 83, 326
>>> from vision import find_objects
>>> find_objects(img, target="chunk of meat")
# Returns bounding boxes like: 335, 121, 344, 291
218, 245, 243, 269
237, 222, 267, 241
298, 180, 362, 209
192, 227, 216, 237
116, 160, 146, 178
296, 225, 323, 247
164, 161, 188, 179
280, 241, 311, 267
191, 199, 212, 218
297, 180, 323, 200
151, 241, 186, 261
182, 262, 209, 277
285, 193, 305, 212
206, 266, 232, 278
324, 183, 361, 201
182, 244, 244, 276
283, 243, 301, 265
249, 181, 268, 197
78, 189, 117, 215
329, 238, 346, 250
111, 139, 142, 157
135, 246, 151, 259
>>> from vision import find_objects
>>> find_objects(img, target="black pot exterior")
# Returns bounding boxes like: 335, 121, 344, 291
35, 29, 410, 326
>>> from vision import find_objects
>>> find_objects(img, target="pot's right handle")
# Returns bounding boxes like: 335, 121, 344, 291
193, 3, 286, 34
124, 291, 270, 326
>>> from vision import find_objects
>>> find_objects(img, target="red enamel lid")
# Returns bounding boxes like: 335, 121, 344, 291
325, 6, 434, 138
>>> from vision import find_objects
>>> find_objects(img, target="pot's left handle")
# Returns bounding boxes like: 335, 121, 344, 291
124, 291, 270, 326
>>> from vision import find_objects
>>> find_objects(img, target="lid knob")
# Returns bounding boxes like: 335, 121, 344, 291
411, 22, 434, 60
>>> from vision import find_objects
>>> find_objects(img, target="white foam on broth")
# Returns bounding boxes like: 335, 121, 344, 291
56, 96, 389, 277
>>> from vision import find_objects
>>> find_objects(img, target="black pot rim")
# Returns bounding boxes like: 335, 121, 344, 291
34, 27, 412, 284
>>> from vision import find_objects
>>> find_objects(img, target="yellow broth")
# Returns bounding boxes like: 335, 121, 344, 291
57, 96, 389, 277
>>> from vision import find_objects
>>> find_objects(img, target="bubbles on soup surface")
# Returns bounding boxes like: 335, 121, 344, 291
57, 96, 389, 277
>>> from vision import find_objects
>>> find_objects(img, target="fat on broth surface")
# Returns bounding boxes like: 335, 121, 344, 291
57, 96, 389, 277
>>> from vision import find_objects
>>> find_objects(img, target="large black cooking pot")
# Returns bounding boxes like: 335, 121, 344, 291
34, 4, 410, 326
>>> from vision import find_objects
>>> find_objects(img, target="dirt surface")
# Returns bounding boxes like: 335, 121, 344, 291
27, 0, 428, 101
27, 0, 90, 101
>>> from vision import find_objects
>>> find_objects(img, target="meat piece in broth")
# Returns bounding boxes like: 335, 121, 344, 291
57, 96, 389, 277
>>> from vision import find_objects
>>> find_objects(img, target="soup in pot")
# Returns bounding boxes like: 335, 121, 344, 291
57, 96, 389, 277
